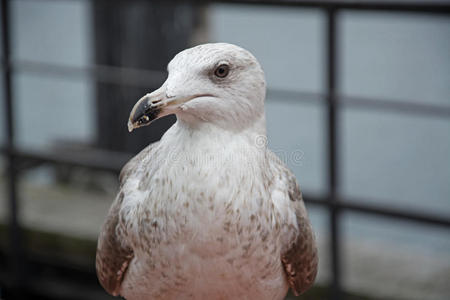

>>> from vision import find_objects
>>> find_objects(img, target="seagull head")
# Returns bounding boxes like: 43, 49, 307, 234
128, 43, 266, 132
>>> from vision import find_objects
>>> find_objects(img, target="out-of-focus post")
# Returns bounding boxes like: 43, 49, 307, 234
325, 6, 341, 300
1, 0, 26, 297
92, 0, 201, 153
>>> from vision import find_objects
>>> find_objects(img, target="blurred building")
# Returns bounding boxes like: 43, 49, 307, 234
1, 1, 449, 299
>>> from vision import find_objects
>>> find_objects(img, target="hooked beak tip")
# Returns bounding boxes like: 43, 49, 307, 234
127, 120, 134, 133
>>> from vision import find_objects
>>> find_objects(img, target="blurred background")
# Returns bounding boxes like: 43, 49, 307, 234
1, 0, 449, 299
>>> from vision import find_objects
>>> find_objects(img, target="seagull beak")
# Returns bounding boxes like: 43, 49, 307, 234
128, 85, 215, 132
127, 86, 184, 132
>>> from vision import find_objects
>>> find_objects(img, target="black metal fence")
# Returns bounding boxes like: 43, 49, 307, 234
1, 0, 450, 299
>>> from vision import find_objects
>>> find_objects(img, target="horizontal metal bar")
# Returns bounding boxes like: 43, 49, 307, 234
62, 0, 450, 14
5, 59, 166, 88
339, 94, 450, 118
3, 60, 450, 119
0, 146, 132, 173
304, 194, 450, 228
267, 89, 450, 119
213, 0, 450, 13
266, 89, 325, 104
11, 0, 450, 15
1, 146, 449, 228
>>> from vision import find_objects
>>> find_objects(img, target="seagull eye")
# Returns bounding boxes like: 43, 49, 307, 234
214, 64, 229, 78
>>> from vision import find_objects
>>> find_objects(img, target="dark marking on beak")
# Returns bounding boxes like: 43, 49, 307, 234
131, 100, 162, 127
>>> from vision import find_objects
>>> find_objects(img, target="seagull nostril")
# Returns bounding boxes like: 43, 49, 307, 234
151, 99, 162, 105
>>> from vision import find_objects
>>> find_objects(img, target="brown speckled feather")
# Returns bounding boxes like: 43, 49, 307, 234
96, 143, 158, 296
96, 191, 133, 296
281, 175, 318, 296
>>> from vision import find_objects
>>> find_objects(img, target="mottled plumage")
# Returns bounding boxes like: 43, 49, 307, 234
96, 43, 317, 299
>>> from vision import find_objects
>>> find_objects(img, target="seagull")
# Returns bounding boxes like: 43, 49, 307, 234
96, 43, 318, 300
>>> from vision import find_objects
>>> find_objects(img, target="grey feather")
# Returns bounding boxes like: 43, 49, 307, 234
96, 142, 159, 296
268, 151, 318, 296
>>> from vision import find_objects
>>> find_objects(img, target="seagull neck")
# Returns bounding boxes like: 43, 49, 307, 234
165, 115, 267, 152
174, 113, 266, 136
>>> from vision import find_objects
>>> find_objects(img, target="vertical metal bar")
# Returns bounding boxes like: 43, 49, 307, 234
1, 0, 25, 295
326, 7, 342, 300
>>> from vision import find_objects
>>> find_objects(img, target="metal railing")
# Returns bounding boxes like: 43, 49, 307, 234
1, 0, 450, 299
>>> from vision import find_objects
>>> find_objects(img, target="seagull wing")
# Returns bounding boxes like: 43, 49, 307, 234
281, 200, 318, 296
96, 143, 158, 296
268, 151, 318, 296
